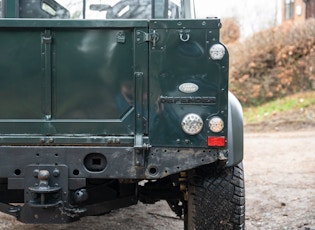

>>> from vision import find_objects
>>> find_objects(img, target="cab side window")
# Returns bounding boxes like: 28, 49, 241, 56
19, 0, 70, 19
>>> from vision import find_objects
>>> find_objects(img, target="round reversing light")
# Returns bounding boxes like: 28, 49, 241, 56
209, 44, 225, 60
209, 117, 224, 133
181, 113, 203, 135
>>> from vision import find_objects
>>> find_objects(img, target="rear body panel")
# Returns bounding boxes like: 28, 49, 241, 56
0, 18, 241, 224
0, 18, 235, 178
0, 20, 148, 141
0, 18, 234, 175
0, 19, 228, 148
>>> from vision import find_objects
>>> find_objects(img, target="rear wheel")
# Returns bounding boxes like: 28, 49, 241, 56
185, 163, 245, 229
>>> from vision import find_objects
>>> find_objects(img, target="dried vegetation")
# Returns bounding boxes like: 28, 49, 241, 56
224, 18, 315, 106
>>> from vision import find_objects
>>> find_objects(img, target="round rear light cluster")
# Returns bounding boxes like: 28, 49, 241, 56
209, 44, 225, 60
181, 114, 225, 135
181, 113, 203, 135
208, 116, 224, 133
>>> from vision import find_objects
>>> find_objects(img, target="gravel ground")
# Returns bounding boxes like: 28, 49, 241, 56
244, 130, 315, 230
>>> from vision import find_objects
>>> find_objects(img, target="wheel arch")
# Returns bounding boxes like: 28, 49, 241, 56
226, 91, 244, 167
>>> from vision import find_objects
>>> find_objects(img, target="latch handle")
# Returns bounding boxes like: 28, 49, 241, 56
136, 30, 159, 46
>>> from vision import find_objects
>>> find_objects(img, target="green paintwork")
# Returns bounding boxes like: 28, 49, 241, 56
0, 1, 243, 224
149, 19, 228, 147
0, 20, 148, 138
0, 18, 228, 148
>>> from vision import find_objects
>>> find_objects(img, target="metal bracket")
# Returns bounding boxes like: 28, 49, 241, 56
178, 29, 191, 42
0, 202, 21, 217
42, 30, 52, 44
136, 30, 160, 46
116, 31, 126, 43
24, 165, 69, 208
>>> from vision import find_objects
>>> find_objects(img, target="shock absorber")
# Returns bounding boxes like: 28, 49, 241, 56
179, 171, 188, 201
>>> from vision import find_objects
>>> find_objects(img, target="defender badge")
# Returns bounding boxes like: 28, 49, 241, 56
179, 83, 199, 94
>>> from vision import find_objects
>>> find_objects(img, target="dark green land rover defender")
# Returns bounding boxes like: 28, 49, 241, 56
0, 0, 244, 228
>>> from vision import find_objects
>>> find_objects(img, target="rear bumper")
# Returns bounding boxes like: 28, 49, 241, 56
0, 145, 227, 183
0, 145, 227, 223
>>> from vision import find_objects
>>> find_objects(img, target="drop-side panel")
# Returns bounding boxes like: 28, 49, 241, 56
0, 30, 42, 119
52, 28, 137, 135
0, 20, 148, 142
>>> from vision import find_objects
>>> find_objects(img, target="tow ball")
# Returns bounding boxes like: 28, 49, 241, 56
28, 169, 62, 207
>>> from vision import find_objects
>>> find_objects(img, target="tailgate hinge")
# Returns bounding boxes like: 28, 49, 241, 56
136, 30, 159, 46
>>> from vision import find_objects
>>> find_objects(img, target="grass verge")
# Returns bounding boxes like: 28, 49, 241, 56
243, 91, 315, 131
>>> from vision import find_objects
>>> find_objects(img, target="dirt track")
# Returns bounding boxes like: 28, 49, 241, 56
0, 130, 315, 229
244, 130, 315, 229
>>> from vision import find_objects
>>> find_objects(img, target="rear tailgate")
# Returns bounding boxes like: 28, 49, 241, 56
0, 20, 148, 144
148, 19, 229, 148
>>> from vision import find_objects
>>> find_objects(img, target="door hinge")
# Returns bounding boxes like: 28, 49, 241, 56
42, 30, 52, 44
136, 30, 159, 46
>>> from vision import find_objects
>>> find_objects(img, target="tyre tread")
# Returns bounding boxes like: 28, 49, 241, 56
187, 163, 245, 230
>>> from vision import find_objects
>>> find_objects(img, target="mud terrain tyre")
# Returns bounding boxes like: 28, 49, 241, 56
185, 163, 245, 230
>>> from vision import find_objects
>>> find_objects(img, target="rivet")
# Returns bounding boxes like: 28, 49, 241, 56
33, 169, 39, 178
53, 169, 60, 177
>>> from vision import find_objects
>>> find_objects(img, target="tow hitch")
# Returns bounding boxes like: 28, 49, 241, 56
2, 165, 86, 223
28, 169, 62, 207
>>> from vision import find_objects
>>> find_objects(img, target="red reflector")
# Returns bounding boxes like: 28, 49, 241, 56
207, 136, 226, 147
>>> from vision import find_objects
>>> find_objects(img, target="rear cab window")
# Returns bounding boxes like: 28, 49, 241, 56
1, 0, 182, 19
